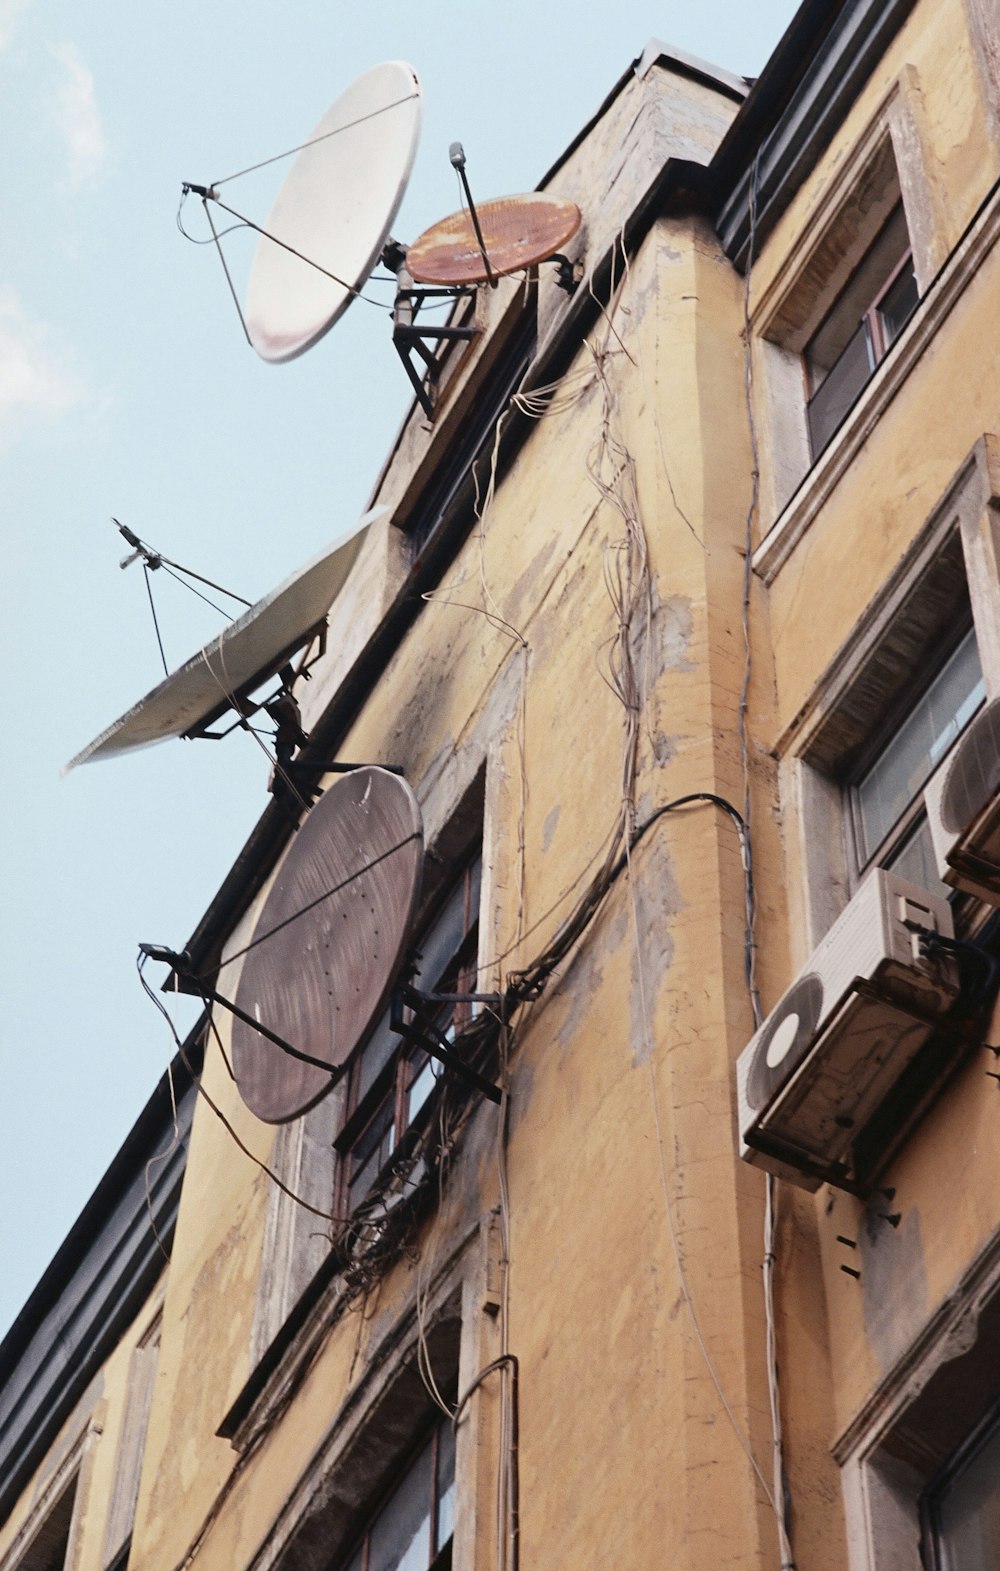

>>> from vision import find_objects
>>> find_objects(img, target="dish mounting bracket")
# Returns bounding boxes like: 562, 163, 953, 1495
390, 271, 481, 419
390, 974, 502, 1103
185, 621, 328, 741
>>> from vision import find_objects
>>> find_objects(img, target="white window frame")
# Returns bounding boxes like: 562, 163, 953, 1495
835, 1223, 1000, 1571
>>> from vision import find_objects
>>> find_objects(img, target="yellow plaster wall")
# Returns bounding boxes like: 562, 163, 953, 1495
115, 208, 810, 1571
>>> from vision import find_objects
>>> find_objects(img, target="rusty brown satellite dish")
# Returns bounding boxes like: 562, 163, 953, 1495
231, 767, 423, 1123
406, 193, 581, 285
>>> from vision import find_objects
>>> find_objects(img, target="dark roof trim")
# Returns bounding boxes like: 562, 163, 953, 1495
713, 0, 918, 269
0, 1025, 204, 1524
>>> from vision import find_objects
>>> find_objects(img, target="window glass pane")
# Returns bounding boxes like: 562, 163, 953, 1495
355, 1012, 399, 1106
933, 1418, 1000, 1570
348, 1102, 395, 1206
806, 321, 874, 454
368, 1440, 434, 1571
414, 860, 481, 994
885, 814, 949, 900
877, 258, 918, 348
854, 629, 984, 863
805, 202, 913, 455
807, 203, 910, 375
407, 1056, 439, 1126
436, 1421, 456, 1552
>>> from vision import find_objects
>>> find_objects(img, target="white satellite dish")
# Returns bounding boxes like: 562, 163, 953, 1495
63, 507, 384, 772
244, 61, 422, 363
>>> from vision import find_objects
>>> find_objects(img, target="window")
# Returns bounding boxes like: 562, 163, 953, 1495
836, 1236, 1000, 1571
780, 438, 1000, 951
847, 624, 985, 897
805, 203, 919, 456
13, 1475, 79, 1571
341, 1418, 455, 1571
921, 1399, 1000, 1569
336, 853, 482, 1216
749, 97, 943, 534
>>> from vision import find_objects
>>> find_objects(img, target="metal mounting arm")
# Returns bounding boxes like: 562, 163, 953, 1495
139, 944, 340, 1077
391, 979, 502, 1103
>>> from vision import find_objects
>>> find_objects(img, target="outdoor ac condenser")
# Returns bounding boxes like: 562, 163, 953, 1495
925, 698, 1000, 904
736, 869, 961, 1191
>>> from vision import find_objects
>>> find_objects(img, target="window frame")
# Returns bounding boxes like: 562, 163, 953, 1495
334, 852, 482, 1219
748, 71, 945, 540
835, 1229, 1000, 1571
340, 1415, 456, 1571
803, 205, 919, 459
231, 1231, 502, 1571
841, 619, 985, 894
919, 1391, 1000, 1570
772, 437, 1000, 957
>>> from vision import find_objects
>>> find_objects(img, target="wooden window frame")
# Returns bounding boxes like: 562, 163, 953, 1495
334, 854, 482, 1218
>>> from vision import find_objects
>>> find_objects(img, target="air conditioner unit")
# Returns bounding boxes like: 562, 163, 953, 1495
737, 869, 961, 1192
925, 698, 1000, 904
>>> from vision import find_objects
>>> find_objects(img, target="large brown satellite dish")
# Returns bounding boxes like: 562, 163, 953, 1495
406, 193, 581, 286
231, 768, 423, 1123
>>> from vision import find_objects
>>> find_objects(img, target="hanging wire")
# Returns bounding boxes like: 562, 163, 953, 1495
136, 953, 347, 1228
177, 186, 248, 245
738, 145, 797, 1571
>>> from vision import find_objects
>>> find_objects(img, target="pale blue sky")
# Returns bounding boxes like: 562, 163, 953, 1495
0, 0, 795, 1337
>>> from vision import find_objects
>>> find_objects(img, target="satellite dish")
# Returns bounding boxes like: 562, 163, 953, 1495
405, 193, 581, 286
245, 62, 422, 363
63, 507, 383, 772
230, 767, 423, 1122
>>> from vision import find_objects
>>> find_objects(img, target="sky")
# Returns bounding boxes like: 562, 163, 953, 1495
0, 0, 796, 1340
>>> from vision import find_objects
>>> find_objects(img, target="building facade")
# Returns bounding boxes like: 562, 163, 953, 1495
4, 2, 1000, 1569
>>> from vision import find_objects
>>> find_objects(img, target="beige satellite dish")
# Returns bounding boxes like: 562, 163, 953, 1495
244, 62, 422, 362
63, 508, 382, 771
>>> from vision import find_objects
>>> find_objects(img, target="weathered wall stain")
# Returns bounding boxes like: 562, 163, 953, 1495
541, 804, 560, 852
860, 1204, 929, 1374
627, 837, 683, 1066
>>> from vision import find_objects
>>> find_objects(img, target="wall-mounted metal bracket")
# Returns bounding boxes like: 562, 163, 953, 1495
391, 278, 481, 419
390, 978, 502, 1103
185, 623, 328, 742
549, 253, 582, 293
139, 945, 341, 1077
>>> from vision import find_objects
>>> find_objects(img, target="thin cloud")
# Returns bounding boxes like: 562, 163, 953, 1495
0, 287, 84, 432
0, 0, 32, 51
52, 42, 107, 188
